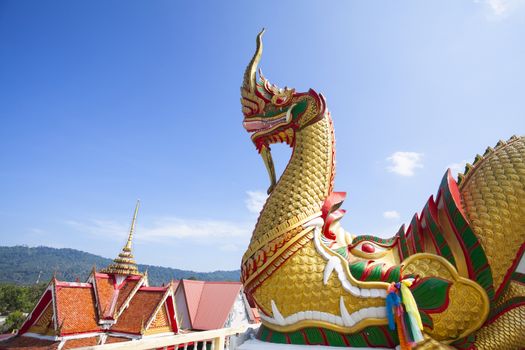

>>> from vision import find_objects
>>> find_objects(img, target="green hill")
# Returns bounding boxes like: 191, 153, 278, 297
0, 246, 240, 285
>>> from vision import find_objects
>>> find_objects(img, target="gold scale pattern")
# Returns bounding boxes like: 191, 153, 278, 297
403, 255, 487, 342
474, 305, 525, 349
468, 280, 525, 349
414, 336, 455, 350
496, 281, 525, 306
254, 240, 385, 318
244, 100, 332, 262
459, 137, 525, 293
244, 227, 311, 293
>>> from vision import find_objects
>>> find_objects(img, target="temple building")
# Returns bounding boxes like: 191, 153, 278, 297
0, 202, 179, 349
173, 279, 259, 332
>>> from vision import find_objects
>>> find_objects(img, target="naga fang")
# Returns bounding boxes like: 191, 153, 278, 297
240, 30, 525, 349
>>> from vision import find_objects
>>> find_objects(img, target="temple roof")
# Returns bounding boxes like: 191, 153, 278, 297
54, 281, 101, 335
101, 200, 142, 276
91, 272, 145, 320
6, 201, 183, 349
178, 280, 243, 330
110, 287, 168, 334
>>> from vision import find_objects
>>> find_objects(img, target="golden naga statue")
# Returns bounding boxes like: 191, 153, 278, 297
240, 30, 525, 349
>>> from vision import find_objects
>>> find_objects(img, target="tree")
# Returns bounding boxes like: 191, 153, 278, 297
2, 311, 25, 333
0, 283, 47, 315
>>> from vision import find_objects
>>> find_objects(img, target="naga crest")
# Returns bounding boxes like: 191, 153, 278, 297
241, 29, 326, 194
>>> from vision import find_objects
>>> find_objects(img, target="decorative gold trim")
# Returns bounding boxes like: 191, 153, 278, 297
244, 226, 315, 287
242, 212, 321, 263
261, 318, 388, 334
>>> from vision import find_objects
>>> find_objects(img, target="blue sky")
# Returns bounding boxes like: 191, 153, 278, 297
0, 1, 524, 272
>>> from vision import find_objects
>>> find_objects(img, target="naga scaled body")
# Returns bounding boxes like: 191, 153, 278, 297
240, 31, 525, 349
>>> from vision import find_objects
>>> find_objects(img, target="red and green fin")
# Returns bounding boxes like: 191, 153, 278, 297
437, 171, 494, 300
420, 196, 456, 267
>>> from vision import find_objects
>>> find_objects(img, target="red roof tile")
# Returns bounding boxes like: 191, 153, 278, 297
180, 280, 205, 328
110, 288, 166, 334
171, 280, 180, 293
181, 280, 242, 331
55, 283, 100, 335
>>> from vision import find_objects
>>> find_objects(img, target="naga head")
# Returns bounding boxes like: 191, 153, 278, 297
241, 29, 326, 194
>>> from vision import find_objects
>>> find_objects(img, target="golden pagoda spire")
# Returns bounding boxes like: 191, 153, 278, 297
101, 200, 142, 276
124, 200, 139, 253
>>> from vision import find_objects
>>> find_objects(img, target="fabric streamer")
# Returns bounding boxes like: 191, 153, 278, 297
385, 278, 424, 349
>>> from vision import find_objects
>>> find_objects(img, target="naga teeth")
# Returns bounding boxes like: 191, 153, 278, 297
340, 297, 356, 327
261, 299, 387, 328
323, 256, 339, 285
271, 300, 285, 325
361, 289, 371, 297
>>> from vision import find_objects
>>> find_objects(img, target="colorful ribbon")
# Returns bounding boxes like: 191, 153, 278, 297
386, 278, 424, 349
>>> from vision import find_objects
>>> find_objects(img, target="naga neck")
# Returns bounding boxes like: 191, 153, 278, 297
246, 112, 336, 254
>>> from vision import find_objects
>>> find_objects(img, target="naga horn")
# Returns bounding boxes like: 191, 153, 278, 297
242, 28, 265, 92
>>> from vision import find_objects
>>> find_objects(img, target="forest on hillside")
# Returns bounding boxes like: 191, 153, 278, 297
0, 246, 240, 285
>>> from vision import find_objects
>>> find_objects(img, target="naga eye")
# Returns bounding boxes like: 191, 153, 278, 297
351, 241, 388, 256
361, 242, 375, 253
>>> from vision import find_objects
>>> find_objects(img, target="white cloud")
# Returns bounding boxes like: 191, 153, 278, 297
447, 160, 468, 175
64, 217, 253, 244
487, 0, 509, 16
140, 218, 251, 241
64, 219, 128, 240
219, 243, 240, 252
386, 152, 424, 176
30, 228, 45, 235
383, 210, 400, 220
477, 0, 523, 20
245, 190, 267, 214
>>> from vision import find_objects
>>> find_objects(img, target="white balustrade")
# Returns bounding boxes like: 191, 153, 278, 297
76, 325, 258, 350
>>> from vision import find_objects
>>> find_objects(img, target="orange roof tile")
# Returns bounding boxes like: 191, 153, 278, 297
93, 273, 143, 320
61, 336, 99, 349
0, 335, 59, 350
104, 336, 128, 344
115, 278, 141, 314
55, 282, 100, 335
93, 274, 115, 319
111, 288, 166, 334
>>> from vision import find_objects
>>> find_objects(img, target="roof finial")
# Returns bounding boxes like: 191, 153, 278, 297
101, 200, 142, 276
124, 200, 140, 252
